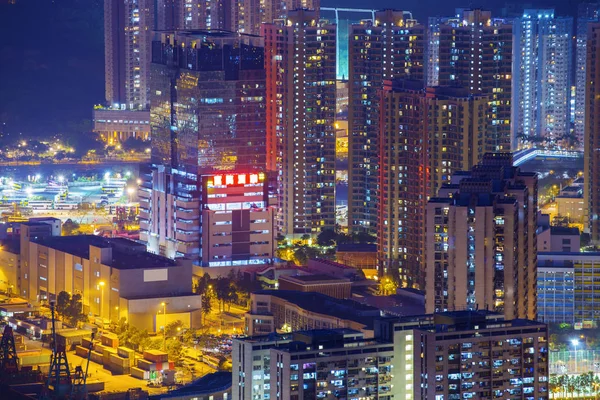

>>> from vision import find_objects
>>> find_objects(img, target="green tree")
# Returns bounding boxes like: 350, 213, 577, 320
353, 231, 376, 244
62, 219, 80, 236
195, 273, 211, 296
164, 320, 184, 338
215, 277, 235, 311
300, 234, 311, 245
121, 137, 150, 153
316, 229, 337, 247
293, 246, 320, 265
165, 339, 184, 366
66, 293, 87, 326
201, 294, 213, 325
56, 291, 71, 319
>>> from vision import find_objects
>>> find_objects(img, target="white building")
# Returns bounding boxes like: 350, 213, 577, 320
513, 9, 573, 147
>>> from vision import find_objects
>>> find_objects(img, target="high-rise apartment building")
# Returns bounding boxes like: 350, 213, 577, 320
263, 10, 337, 237
575, 3, 600, 148
140, 31, 275, 267
427, 9, 513, 152
426, 153, 538, 320
585, 23, 600, 242
97, 0, 154, 143
233, 310, 549, 400
514, 9, 573, 147
347, 10, 425, 236
155, 0, 228, 31
378, 80, 489, 288
104, 0, 153, 110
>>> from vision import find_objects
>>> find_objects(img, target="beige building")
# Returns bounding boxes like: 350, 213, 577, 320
555, 185, 585, 225
0, 241, 19, 295
19, 232, 200, 330
93, 108, 150, 144
426, 153, 538, 321
379, 80, 489, 288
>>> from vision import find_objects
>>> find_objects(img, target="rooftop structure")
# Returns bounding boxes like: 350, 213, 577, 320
245, 290, 381, 337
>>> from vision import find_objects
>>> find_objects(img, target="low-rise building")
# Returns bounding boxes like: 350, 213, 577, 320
245, 290, 381, 338
20, 233, 201, 330
537, 213, 580, 252
93, 108, 150, 144
537, 252, 600, 326
278, 274, 352, 299
150, 371, 231, 400
233, 310, 549, 400
335, 243, 377, 276
537, 259, 574, 324
555, 185, 585, 225
0, 239, 20, 295
537, 226, 580, 252
305, 258, 364, 281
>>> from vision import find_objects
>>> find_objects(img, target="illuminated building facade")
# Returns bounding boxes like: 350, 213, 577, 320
585, 23, 600, 242
378, 80, 489, 288
141, 30, 273, 265
201, 172, 275, 267
104, 0, 153, 111
92, 108, 150, 145
575, 3, 600, 148
428, 9, 513, 152
233, 311, 548, 400
347, 9, 424, 236
426, 153, 538, 321
514, 9, 573, 147
263, 10, 337, 237
155, 0, 229, 31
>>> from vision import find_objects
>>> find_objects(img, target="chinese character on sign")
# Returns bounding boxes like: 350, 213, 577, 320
238, 174, 247, 184
226, 175, 234, 185
214, 176, 223, 186
250, 174, 258, 184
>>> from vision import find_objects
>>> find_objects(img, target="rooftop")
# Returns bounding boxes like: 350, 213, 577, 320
550, 226, 580, 236
31, 235, 178, 270
279, 274, 351, 283
253, 290, 380, 329
389, 310, 545, 333
151, 372, 232, 399
336, 243, 376, 253
0, 239, 20, 254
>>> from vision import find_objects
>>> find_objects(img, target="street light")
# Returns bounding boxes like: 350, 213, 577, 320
127, 187, 135, 203
161, 302, 167, 351
572, 339, 579, 374
99, 281, 105, 321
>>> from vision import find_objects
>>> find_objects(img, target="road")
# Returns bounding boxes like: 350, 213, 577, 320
15, 332, 215, 396
0, 158, 148, 167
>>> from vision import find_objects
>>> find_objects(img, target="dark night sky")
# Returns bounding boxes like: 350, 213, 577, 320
0, 0, 587, 138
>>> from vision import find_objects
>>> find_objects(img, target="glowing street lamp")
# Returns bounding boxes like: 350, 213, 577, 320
161, 302, 167, 350
126, 187, 135, 203
99, 281, 105, 319
572, 339, 579, 373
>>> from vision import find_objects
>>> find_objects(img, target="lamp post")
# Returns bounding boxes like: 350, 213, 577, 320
161, 302, 167, 351
126, 187, 135, 203
572, 339, 579, 374
99, 281, 105, 321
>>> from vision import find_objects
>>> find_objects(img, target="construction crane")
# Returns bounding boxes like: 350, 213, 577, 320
44, 301, 72, 399
43, 301, 94, 400
71, 332, 94, 399
0, 325, 20, 378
